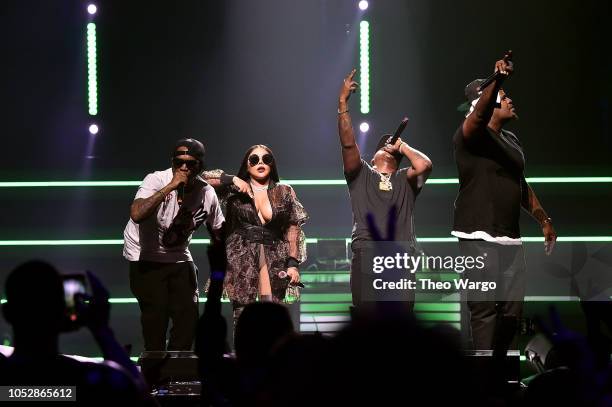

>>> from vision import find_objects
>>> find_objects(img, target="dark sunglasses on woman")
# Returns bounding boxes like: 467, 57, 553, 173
248, 153, 274, 167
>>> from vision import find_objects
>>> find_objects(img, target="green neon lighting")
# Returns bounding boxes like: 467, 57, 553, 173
301, 293, 352, 302
4, 298, 607, 306
300, 314, 350, 322
0, 181, 141, 187
0, 236, 610, 246
300, 303, 351, 312
87, 23, 98, 116
301, 273, 351, 284
0, 177, 610, 188
415, 312, 461, 322
526, 177, 612, 183
108, 298, 138, 304
86, 357, 140, 362
300, 313, 350, 322
359, 20, 370, 114
524, 296, 580, 302
414, 303, 461, 312
107, 298, 229, 304
0, 240, 126, 246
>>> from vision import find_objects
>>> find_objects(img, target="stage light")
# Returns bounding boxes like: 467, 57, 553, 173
87, 23, 98, 115
359, 122, 370, 132
359, 21, 370, 114
87, 4, 97, 15
358, 1, 369, 10
88, 124, 99, 135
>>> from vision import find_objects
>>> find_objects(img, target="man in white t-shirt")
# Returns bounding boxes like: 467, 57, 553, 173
123, 138, 224, 351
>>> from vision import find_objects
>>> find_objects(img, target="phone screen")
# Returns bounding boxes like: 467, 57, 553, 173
63, 277, 86, 308
61, 274, 88, 329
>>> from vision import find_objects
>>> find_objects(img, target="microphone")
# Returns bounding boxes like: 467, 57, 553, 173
289, 279, 305, 289
477, 50, 513, 92
388, 117, 409, 146
177, 183, 185, 206
279, 271, 305, 288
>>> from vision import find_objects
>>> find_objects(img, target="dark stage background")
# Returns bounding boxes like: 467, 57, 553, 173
0, 0, 610, 356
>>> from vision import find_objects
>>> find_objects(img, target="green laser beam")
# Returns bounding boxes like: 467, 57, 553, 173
0, 236, 610, 246
1, 177, 611, 188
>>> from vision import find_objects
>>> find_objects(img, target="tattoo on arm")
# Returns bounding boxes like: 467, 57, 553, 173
524, 183, 550, 226
130, 189, 169, 223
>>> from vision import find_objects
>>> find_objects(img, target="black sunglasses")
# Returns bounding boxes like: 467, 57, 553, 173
248, 153, 274, 167
172, 157, 199, 170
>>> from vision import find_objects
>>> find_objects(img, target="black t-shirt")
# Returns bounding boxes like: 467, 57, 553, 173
346, 159, 420, 248
453, 123, 526, 238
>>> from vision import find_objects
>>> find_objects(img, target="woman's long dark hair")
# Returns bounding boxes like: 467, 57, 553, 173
237, 144, 280, 183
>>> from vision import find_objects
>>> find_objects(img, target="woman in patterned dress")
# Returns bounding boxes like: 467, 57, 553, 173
204, 145, 308, 325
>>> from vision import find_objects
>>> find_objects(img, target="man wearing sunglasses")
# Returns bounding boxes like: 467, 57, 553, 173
338, 69, 433, 311
123, 138, 224, 351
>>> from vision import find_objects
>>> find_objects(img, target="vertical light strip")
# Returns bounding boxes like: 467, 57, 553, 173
87, 23, 98, 116
359, 20, 370, 114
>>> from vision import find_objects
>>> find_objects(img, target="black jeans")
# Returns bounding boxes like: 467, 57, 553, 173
458, 240, 526, 350
129, 261, 199, 351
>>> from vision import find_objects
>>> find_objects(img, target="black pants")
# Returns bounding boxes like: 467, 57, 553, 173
458, 240, 526, 350
129, 261, 199, 351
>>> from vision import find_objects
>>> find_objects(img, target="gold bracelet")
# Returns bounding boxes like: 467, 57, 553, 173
337, 108, 349, 115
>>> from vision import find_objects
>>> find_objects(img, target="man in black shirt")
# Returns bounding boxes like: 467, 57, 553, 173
453, 53, 557, 350
337, 69, 433, 309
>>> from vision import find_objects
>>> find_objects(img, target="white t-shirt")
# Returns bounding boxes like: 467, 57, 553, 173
451, 230, 522, 245
123, 168, 225, 262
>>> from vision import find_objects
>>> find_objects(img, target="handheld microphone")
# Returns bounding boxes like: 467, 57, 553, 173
279, 271, 305, 288
385, 117, 409, 147
177, 183, 185, 206
288, 279, 305, 289
477, 50, 513, 92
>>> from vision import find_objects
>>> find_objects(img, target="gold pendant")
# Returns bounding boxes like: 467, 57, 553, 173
379, 181, 392, 191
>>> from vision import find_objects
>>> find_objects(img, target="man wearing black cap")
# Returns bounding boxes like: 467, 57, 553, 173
453, 54, 557, 350
123, 138, 225, 351
338, 69, 433, 309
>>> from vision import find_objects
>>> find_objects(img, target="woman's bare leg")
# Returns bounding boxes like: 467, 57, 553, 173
259, 263, 272, 300
258, 244, 272, 300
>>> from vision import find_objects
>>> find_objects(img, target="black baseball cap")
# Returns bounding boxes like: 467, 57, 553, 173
457, 78, 485, 112
374, 133, 403, 164
173, 138, 206, 166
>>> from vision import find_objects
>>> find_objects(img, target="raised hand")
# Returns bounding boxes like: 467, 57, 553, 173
384, 137, 404, 154
169, 170, 189, 190
287, 267, 300, 285
494, 50, 513, 77
75, 271, 110, 332
233, 177, 253, 199
543, 222, 557, 255
339, 69, 359, 104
